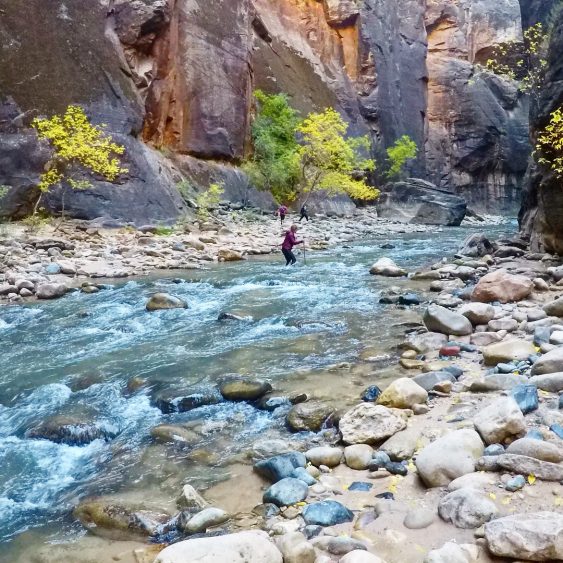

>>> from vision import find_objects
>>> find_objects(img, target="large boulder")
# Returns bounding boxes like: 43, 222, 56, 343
154, 530, 283, 563
219, 379, 272, 401
369, 257, 407, 277
339, 403, 407, 445
506, 438, 563, 463
36, 283, 67, 300
482, 340, 536, 366
484, 512, 563, 560
473, 397, 525, 445
26, 416, 114, 446
375, 179, 466, 226
495, 454, 563, 481
377, 378, 428, 409
423, 305, 473, 336
458, 233, 495, 258
531, 347, 563, 375
471, 269, 533, 303
438, 488, 498, 529
415, 429, 484, 487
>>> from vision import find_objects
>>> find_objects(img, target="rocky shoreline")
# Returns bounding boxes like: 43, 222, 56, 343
0, 208, 502, 305
10, 223, 563, 563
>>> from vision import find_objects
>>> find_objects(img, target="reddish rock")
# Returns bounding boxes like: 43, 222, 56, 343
439, 346, 461, 357
472, 269, 533, 303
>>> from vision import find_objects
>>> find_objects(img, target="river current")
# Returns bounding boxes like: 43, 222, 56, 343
0, 223, 515, 553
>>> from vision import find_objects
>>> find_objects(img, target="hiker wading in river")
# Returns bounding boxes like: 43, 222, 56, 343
281, 224, 304, 266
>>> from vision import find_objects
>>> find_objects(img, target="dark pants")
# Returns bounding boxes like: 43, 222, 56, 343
282, 248, 296, 266
280, 214, 286, 225
299, 213, 309, 222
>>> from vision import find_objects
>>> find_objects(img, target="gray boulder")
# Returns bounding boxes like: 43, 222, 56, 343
369, 257, 407, 277
339, 403, 407, 445
544, 296, 563, 317
506, 438, 563, 463
423, 304, 473, 336
263, 478, 308, 507
376, 179, 466, 226
529, 372, 563, 392
473, 397, 526, 445
438, 487, 498, 529
531, 347, 563, 375
496, 453, 563, 481
36, 283, 67, 300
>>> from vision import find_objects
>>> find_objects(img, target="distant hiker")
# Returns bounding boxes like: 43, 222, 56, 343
277, 204, 288, 225
281, 224, 304, 266
299, 204, 309, 222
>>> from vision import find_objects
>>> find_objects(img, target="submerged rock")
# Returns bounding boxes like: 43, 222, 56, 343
26, 416, 115, 445
150, 424, 200, 445
369, 257, 407, 277
146, 292, 188, 311
151, 386, 221, 414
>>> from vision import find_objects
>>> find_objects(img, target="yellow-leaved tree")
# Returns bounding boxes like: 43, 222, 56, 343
31, 105, 127, 218
536, 106, 563, 177
296, 108, 378, 202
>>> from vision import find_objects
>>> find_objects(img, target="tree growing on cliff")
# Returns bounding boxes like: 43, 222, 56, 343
485, 23, 548, 100
296, 108, 378, 202
243, 90, 301, 203
385, 135, 418, 180
196, 182, 225, 220
536, 106, 563, 178
31, 105, 127, 218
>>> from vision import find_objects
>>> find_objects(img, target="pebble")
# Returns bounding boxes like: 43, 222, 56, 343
505, 475, 526, 492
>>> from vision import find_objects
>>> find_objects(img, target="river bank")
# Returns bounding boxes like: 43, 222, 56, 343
0, 208, 502, 304
2, 219, 563, 563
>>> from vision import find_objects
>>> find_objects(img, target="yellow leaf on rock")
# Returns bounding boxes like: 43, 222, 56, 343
489, 493, 497, 500
528, 474, 536, 485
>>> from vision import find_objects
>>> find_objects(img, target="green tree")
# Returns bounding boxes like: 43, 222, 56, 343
31, 105, 127, 217
296, 108, 378, 201
196, 182, 225, 220
385, 135, 418, 180
536, 106, 563, 177
485, 24, 549, 100
243, 90, 301, 203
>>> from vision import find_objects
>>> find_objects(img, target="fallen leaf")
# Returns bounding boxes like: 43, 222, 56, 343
528, 474, 536, 485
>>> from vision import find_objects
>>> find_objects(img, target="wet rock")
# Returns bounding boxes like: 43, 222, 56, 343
36, 283, 67, 299
496, 453, 563, 481
263, 478, 308, 507
344, 444, 374, 470
360, 385, 382, 402
254, 452, 307, 483
473, 397, 526, 445
150, 425, 200, 445
459, 303, 495, 325
286, 401, 335, 432
413, 371, 456, 392
26, 416, 114, 445
481, 340, 536, 366
219, 379, 272, 401
302, 500, 353, 526
532, 347, 563, 375
458, 233, 494, 258
146, 292, 188, 311
217, 312, 247, 321
423, 304, 472, 336
369, 257, 407, 277
152, 387, 221, 414
377, 378, 427, 409
424, 542, 479, 563
530, 372, 563, 392
176, 485, 208, 510
74, 500, 170, 540
339, 403, 407, 445
511, 384, 539, 414
544, 296, 563, 317
178, 507, 230, 534
380, 427, 421, 461
275, 531, 315, 563
484, 512, 563, 561
256, 395, 290, 411
217, 249, 244, 261
398, 293, 420, 306
415, 429, 484, 488
403, 508, 435, 530
154, 530, 283, 563
438, 487, 497, 528
305, 446, 343, 468
472, 269, 533, 303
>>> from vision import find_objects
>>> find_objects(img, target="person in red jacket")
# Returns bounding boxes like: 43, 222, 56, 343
281, 224, 304, 266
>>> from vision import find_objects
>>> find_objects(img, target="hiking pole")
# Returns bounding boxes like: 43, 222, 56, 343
303, 240, 306, 265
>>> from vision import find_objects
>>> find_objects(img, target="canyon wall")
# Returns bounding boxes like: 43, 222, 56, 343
519, 5, 563, 254
0, 0, 536, 224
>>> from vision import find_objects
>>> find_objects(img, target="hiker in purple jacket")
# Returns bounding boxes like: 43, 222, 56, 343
281, 224, 304, 266
277, 204, 288, 225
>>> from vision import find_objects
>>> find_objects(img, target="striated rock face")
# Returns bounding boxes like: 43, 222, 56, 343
519, 7, 563, 254
0, 0, 545, 222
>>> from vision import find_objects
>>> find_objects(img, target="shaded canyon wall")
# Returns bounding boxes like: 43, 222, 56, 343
0, 0, 538, 224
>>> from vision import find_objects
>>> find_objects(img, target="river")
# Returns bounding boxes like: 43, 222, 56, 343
0, 223, 515, 557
